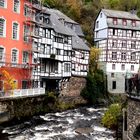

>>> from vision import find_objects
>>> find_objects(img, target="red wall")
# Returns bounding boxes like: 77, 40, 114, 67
0, 0, 32, 89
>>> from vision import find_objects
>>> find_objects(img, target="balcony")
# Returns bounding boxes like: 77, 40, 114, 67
0, 88, 45, 99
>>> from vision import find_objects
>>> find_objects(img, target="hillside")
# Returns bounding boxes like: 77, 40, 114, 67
42, 0, 140, 45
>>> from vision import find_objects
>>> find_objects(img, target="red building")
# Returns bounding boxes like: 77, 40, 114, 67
0, 0, 33, 89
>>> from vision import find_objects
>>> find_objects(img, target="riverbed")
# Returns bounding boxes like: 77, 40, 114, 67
0, 106, 115, 140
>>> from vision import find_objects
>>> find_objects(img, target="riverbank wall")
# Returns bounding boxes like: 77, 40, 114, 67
0, 77, 87, 124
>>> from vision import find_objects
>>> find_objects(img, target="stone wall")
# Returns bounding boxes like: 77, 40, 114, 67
60, 76, 86, 97
127, 98, 140, 140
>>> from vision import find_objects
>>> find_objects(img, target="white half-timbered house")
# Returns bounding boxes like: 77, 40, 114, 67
50, 9, 90, 77
94, 9, 140, 93
24, 5, 90, 93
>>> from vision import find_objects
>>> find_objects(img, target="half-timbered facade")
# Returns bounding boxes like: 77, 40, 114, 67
24, 3, 90, 92
0, 0, 89, 95
94, 9, 140, 93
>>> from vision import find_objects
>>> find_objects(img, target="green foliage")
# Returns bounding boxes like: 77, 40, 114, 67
81, 69, 107, 104
55, 101, 74, 111
102, 103, 122, 129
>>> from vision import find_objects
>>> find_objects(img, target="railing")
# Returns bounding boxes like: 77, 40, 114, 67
0, 88, 45, 98
125, 76, 140, 98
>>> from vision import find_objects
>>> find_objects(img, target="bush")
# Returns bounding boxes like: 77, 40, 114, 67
102, 103, 122, 129
81, 70, 107, 104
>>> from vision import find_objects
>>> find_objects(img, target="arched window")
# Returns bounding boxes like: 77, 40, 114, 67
13, 0, 20, 13
11, 49, 18, 63
0, 18, 6, 37
12, 22, 19, 40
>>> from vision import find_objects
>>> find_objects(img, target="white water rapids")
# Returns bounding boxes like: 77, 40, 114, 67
0, 107, 115, 140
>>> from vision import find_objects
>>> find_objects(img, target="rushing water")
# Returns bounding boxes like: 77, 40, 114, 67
0, 107, 115, 140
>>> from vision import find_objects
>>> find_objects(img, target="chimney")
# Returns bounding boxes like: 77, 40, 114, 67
130, 9, 137, 15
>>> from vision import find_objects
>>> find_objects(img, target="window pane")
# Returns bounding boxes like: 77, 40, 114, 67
0, 0, 5, 7
12, 49, 18, 63
13, 23, 18, 39
23, 51, 29, 63
14, 0, 20, 13
0, 18, 4, 36
0, 48, 4, 61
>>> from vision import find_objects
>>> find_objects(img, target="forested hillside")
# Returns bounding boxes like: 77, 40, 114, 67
42, 0, 140, 45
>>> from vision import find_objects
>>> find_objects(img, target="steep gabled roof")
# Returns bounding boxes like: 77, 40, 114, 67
49, 9, 78, 24
102, 9, 140, 20
47, 8, 89, 51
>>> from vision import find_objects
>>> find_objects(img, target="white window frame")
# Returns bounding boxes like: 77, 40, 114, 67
13, 0, 20, 13
0, 17, 6, 37
12, 21, 19, 40
0, 0, 7, 8
0, 46, 5, 62
22, 51, 29, 64
11, 48, 18, 64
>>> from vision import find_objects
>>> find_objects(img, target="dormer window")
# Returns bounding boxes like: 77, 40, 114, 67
100, 13, 102, 18
122, 19, 127, 26
96, 21, 99, 28
113, 18, 117, 25
132, 20, 136, 27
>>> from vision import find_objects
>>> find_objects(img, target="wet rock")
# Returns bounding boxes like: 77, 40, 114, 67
75, 127, 93, 134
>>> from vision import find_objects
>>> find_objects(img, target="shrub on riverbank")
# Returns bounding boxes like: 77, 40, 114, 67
80, 70, 107, 104
102, 103, 122, 129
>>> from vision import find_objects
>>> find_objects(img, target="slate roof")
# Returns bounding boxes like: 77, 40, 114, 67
102, 9, 140, 30
49, 9, 78, 24
49, 9, 84, 37
47, 8, 89, 51
102, 9, 140, 20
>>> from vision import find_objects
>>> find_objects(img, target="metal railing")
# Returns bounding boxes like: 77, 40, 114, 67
125, 76, 140, 97
0, 88, 45, 98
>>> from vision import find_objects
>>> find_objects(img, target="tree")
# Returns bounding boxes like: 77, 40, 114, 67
2, 70, 17, 94
89, 47, 100, 74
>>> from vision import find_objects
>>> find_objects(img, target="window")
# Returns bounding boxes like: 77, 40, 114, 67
100, 13, 102, 18
22, 51, 29, 63
40, 44, 45, 53
0, 47, 4, 61
0, 18, 6, 37
112, 40, 117, 47
131, 65, 134, 71
121, 64, 125, 70
64, 50, 71, 56
121, 52, 126, 60
112, 52, 117, 60
112, 81, 116, 89
113, 29, 117, 35
112, 64, 115, 70
12, 22, 19, 40
24, 5, 30, 16
56, 49, 61, 55
23, 25, 29, 42
131, 41, 136, 49
13, 0, 20, 13
131, 53, 136, 61
122, 19, 127, 26
11, 49, 18, 63
96, 21, 99, 28
64, 63, 71, 72
22, 80, 28, 89
131, 30, 136, 37
122, 30, 126, 37
113, 18, 118, 25
46, 44, 51, 55
111, 73, 114, 78
0, 0, 6, 8
132, 20, 136, 27
122, 41, 127, 48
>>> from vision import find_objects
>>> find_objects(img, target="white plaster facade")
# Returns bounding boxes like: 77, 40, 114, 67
94, 9, 140, 93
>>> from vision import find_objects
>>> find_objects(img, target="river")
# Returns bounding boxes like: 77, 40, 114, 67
0, 106, 115, 140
